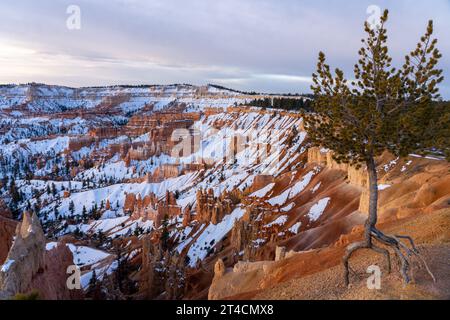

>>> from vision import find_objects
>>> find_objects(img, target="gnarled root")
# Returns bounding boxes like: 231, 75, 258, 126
343, 227, 436, 287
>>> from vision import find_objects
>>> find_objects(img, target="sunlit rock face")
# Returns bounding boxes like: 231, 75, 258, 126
0, 212, 46, 298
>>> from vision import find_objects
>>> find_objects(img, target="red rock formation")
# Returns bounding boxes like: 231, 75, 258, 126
68, 136, 95, 152
307, 147, 328, 165
182, 207, 191, 227
147, 164, 181, 182
204, 107, 224, 116
230, 219, 252, 252
126, 191, 182, 228
124, 192, 137, 214
251, 175, 274, 193
181, 163, 207, 174
89, 127, 121, 139
125, 112, 200, 137
196, 189, 239, 225
30, 243, 83, 300
0, 216, 17, 264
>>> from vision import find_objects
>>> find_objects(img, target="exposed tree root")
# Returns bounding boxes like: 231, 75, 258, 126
343, 227, 436, 287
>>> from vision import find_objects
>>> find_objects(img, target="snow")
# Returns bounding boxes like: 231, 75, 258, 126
1, 84, 248, 113
45, 242, 111, 267
46, 242, 58, 251
186, 207, 246, 266
268, 188, 291, 206
307, 197, 330, 222
46, 172, 198, 219
289, 171, 315, 198
1, 259, 15, 272
26, 136, 70, 155
383, 158, 399, 172
288, 222, 302, 234
281, 203, 295, 212
1, 100, 318, 263
250, 183, 275, 198
88, 216, 130, 234
265, 215, 288, 227
253, 239, 266, 247
410, 154, 445, 161
80, 260, 118, 289
66, 244, 111, 266
267, 171, 315, 206
311, 182, 321, 193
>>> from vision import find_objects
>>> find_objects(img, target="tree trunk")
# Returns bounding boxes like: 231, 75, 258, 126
364, 155, 378, 246
343, 158, 435, 285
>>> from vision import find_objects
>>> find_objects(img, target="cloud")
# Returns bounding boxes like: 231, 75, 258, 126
0, 0, 448, 96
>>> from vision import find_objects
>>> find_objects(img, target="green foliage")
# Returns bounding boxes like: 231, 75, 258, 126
9, 178, 21, 204
421, 101, 450, 160
69, 200, 75, 215
13, 290, 40, 300
160, 214, 170, 250
246, 97, 312, 111
304, 10, 445, 166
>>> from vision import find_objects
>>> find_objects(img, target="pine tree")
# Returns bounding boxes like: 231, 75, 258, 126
304, 10, 443, 285
9, 178, 21, 204
51, 183, 57, 196
89, 270, 97, 288
82, 205, 87, 221
69, 200, 75, 216
160, 215, 170, 251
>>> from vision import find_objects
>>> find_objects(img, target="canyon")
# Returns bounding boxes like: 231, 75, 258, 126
0, 83, 449, 300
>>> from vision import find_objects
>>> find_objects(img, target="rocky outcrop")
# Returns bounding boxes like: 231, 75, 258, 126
68, 136, 95, 152
196, 189, 240, 225
139, 236, 160, 299
213, 259, 226, 279
0, 213, 82, 300
0, 212, 46, 298
307, 147, 328, 165
275, 246, 286, 261
146, 164, 181, 182
251, 175, 274, 193
125, 112, 199, 138
139, 235, 186, 300
126, 191, 181, 228
230, 219, 252, 252
208, 260, 274, 300
307, 147, 368, 188
0, 216, 17, 264
89, 127, 121, 139
31, 243, 83, 300
182, 206, 192, 227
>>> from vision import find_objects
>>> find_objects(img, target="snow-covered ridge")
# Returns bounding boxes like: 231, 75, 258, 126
0, 83, 248, 113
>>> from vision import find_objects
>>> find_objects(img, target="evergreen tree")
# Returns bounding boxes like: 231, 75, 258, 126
69, 200, 75, 216
160, 215, 170, 251
82, 205, 87, 221
51, 183, 57, 196
9, 178, 21, 204
304, 10, 443, 285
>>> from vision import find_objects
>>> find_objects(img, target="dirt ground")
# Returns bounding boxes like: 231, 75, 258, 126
226, 209, 450, 300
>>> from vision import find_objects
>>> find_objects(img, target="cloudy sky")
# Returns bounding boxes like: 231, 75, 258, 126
0, 0, 449, 97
